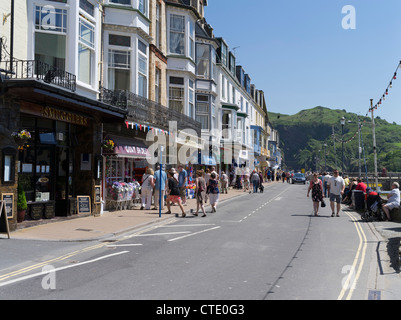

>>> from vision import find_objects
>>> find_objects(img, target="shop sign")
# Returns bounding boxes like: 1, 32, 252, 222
20, 102, 90, 127
114, 145, 148, 157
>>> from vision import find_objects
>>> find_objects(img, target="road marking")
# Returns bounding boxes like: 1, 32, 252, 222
0, 251, 129, 288
132, 231, 191, 237
168, 226, 221, 242
0, 243, 105, 282
106, 244, 143, 247
157, 224, 216, 228
337, 211, 368, 300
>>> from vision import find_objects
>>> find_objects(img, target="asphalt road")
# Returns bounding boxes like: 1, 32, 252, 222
0, 182, 381, 301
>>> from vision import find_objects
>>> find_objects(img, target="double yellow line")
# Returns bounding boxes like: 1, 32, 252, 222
0, 243, 104, 283
337, 210, 368, 300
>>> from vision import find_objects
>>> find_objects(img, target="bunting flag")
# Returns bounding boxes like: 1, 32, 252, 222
367, 60, 401, 114
125, 121, 173, 137
332, 119, 368, 144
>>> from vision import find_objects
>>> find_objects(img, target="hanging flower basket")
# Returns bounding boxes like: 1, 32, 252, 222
12, 130, 31, 150
103, 139, 115, 151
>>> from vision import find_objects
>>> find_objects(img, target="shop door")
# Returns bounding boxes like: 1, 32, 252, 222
55, 147, 73, 216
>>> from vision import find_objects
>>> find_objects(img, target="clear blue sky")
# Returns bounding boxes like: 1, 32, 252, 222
205, 0, 401, 125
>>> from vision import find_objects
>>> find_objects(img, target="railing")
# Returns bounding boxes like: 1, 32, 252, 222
0, 59, 76, 92
99, 88, 201, 136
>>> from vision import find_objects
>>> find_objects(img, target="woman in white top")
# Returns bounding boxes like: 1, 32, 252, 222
382, 182, 400, 221
141, 168, 155, 210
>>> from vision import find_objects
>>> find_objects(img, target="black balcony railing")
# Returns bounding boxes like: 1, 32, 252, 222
99, 87, 201, 135
0, 59, 76, 92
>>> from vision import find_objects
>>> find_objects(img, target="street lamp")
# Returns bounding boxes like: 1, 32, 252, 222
323, 143, 327, 171
340, 117, 346, 175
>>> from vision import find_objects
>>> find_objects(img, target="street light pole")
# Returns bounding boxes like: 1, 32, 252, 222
341, 117, 346, 175
370, 99, 379, 191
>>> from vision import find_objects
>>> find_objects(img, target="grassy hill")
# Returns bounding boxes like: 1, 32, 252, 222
268, 106, 401, 173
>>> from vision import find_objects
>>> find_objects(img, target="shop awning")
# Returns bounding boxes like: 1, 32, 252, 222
104, 135, 150, 159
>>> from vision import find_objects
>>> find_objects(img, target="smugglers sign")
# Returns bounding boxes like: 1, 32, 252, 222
20, 102, 90, 127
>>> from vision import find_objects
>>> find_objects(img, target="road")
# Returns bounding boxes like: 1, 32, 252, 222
0, 182, 385, 301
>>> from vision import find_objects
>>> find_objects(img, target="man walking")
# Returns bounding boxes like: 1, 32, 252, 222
178, 164, 188, 205
153, 165, 167, 210
327, 169, 345, 217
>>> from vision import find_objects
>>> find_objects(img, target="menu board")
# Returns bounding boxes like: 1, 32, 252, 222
94, 186, 101, 204
77, 196, 91, 215
1, 193, 14, 218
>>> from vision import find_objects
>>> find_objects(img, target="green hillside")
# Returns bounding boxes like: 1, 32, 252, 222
268, 106, 401, 173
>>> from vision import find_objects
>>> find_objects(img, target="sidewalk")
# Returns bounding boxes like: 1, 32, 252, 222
2, 186, 256, 242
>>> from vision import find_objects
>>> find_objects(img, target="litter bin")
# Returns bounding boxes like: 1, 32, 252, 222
352, 190, 365, 211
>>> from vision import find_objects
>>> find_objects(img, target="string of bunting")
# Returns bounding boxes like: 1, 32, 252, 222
125, 121, 174, 136
367, 60, 401, 115
332, 118, 369, 144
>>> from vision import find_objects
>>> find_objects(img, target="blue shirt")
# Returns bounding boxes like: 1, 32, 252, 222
178, 169, 188, 187
154, 170, 167, 190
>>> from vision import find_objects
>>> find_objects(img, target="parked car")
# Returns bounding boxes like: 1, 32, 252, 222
292, 173, 306, 184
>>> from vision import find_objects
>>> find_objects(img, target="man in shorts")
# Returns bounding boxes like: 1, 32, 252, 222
327, 170, 345, 217
178, 164, 188, 205
382, 182, 400, 221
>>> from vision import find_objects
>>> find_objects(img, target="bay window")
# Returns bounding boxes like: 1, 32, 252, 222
169, 77, 184, 113
34, 5, 67, 70
196, 95, 210, 130
78, 17, 95, 85
170, 14, 185, 55
189, 80, 195, 119
138, 40, 148, 97
196, 44, 210, 78
108, 49, 131, 91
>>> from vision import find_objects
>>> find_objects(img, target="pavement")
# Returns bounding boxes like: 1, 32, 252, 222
1, 186, 254, 242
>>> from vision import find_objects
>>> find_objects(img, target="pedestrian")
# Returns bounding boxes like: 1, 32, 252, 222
194, 170, 207, 217
267, 169, 271, 183
323, 172, 331, 198
307, 173, 323, 216
141, 168, 155, 210
207, 172, 219, 213
220, 171, 228, 194
165, 170, 186, 217
282, 171, 286, 183
327, 169, 345, 217
153, 165, 167, 210
382, 182, 400, 221
251, 169, 260, 193
243, 169, 250, 192
177, 164, 188, 205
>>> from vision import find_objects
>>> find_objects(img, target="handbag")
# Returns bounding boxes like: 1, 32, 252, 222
321, 199, 326, 208
139, 175, 150, 195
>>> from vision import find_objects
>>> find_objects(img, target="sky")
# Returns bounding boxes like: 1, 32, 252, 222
204, 0, 401, 125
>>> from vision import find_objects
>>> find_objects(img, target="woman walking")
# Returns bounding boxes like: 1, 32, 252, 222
194, 170, 207, 217
307, 172, 323, 216
207, 172, 220, 213
141, 168, 155, 210
165, 170, 186, 217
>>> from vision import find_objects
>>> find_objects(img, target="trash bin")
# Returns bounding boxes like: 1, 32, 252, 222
352, 190, 365, 211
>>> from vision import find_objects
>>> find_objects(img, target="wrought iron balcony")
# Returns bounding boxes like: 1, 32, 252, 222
0, 59, 76, 92
99, 88, 201, 136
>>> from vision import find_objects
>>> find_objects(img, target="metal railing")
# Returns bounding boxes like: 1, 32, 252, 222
99, 88, 201, 135
0, 59, 76, 92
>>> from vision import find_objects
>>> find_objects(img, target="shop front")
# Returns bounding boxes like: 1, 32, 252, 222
102, 131, 150, 210
17, 102, 92, 218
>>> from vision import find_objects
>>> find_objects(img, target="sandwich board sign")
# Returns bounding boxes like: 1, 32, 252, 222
0, 201, 11, 239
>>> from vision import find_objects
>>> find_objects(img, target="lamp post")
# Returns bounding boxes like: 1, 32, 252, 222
340, 117, 346, 175
324, 143, 327, 172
